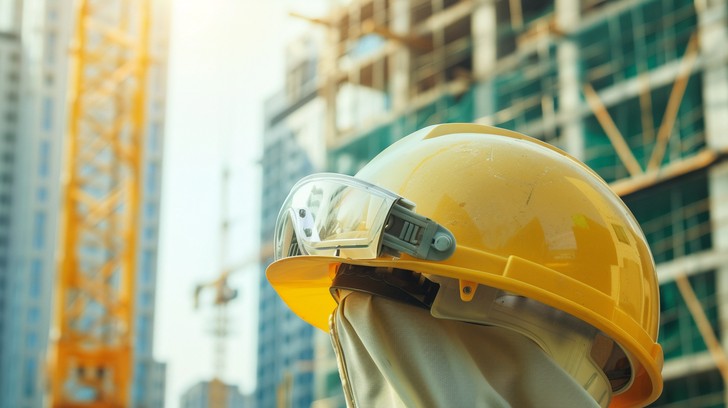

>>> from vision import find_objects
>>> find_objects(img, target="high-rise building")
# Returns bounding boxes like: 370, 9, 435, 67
180, 379, 250, 408
256, 34, 325, 408
132, 1, 171, 405
0, 0, 72, 405
0, 0, 170, 406
305, 0, 727, 406
0, 0, 21, 397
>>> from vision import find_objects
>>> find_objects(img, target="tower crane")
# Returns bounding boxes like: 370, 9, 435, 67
192, 166, 251, 408
47, 0, 151, 405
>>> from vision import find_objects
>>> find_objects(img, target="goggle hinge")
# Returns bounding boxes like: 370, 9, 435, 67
381, 201, 456, 261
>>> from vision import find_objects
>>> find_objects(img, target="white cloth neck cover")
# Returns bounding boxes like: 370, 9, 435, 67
429, 276, 619, 406
330, 290, 602, 408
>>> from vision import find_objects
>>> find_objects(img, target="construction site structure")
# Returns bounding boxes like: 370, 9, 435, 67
47, 0, 170, 405
257, 0, 728, 406
193, 166, 239, 408
192, 163, 264, 408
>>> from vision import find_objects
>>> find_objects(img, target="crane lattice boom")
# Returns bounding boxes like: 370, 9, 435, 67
48, 0, 151, 405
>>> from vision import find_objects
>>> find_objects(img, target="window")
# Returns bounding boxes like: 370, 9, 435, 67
32, 212, 46, 250
28, 307, 40, 324
23, 357, 36, 397
148, 123, 161, 152
144, 226, 155, 240
38, 140, 50, 177
27, 332, 38, 348
624, 171, 711, 263
659, 271, 718, 361
45, 32, 57, 65
42, 98, 53, 131
30, 259, 42, 297
140, 291, 153, 308
136, 316, 149, 354
653, 368, 723, 406
146, 162, 158, 194
145, 202, 155, 217
141, 250, 155, 284
583, 75, 705, 182
577, 0, 697, 91
492, 47, 559, 132
37, 187, 47, 202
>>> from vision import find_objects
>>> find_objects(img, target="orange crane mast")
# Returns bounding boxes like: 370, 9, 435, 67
47, 0, 151, 405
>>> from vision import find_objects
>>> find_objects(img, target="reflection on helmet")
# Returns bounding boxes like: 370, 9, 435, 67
267, 123, 663, 407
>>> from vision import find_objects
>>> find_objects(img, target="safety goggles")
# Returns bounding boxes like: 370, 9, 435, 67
274, 173, 456, 262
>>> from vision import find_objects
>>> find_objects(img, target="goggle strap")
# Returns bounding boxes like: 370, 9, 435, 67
330, 264, 441, 310
288, 234, 301, 257
381, 201, 456, 261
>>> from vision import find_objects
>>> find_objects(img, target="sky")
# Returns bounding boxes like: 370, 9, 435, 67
156, 0, 325, 405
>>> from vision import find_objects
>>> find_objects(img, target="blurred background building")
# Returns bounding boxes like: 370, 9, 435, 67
256, 0, 728, 407
180, 379, 249, 408
0, 0, 71, 404
257, 33, 327, 408
0, 0, 169, 406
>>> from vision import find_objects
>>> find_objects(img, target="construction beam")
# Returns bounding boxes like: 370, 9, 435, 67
508, 0, 523, 30
583, 83, 643, 177
361, 19, 432, 51
610, 149, 725, 197
288, 11, 334, 28
290, 11, 433, 51
675, 273, 728, 386
647, 33, 700, 172
638, 74, 655, 146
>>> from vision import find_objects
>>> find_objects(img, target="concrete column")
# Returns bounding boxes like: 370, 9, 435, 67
471, 0, 496, 120
701, 3, 728, 400
322, 9, 341, 148
698, 1, 728, 150
389, 0, 411, 140
389, 0, 411, 114
555, 0, 584, 159
709, 160, 728, 404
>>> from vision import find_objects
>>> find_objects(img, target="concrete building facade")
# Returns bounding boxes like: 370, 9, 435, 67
0, 0, 22, 400
0, 0, 73, 405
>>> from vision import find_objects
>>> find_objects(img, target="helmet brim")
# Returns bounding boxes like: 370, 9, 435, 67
267, 247, 663, 407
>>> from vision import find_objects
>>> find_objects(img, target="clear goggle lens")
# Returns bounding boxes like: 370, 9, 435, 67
274, 173, 455, 262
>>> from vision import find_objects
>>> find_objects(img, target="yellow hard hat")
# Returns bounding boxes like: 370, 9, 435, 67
267, 123, 663, 407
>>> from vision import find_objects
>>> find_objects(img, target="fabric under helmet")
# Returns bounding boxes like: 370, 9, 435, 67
267, 123, 663, 407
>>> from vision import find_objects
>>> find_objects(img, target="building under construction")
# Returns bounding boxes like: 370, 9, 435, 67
255, 0, 728, 406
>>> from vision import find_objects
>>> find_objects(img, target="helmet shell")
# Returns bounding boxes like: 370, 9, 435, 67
267, 123, 663, 407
